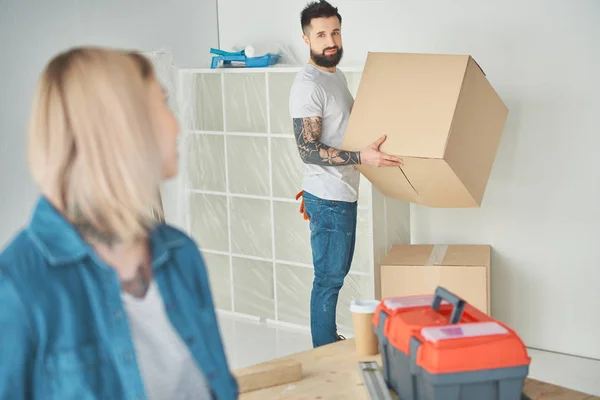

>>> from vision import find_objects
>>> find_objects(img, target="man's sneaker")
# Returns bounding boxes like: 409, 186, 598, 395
336, 334, 346, 341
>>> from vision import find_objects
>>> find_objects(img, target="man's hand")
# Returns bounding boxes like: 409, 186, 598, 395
359, 135, 403, 167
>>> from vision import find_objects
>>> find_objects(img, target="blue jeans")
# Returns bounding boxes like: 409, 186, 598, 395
302, 191, 358, 348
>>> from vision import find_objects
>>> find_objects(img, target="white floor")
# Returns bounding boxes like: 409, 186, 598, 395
217, 312, 313, 370
217, 312, 600, 397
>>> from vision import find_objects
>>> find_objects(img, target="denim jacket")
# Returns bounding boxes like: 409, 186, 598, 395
0, 197, 239, 400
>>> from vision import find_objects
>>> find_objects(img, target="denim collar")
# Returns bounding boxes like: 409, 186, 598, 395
27, 196, 183, 269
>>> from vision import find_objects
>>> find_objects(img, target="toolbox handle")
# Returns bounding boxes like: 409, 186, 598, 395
431, 287, 466, 324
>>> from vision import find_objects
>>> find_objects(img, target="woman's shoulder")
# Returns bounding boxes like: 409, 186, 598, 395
0, 229, 46, 277
154, 223, 194, 244
152, 223, 204, 258
0, 231, 40, 329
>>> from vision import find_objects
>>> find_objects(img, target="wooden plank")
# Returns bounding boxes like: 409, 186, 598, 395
239, 339, 391, 399
234, 358, 302, 394
524, 379, 599, 400
238, 339, 598, 399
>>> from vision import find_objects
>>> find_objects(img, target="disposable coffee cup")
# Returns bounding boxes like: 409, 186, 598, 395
350, 299, 380, 356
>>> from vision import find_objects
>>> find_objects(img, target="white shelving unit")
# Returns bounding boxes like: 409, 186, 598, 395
177, 65, 409, 333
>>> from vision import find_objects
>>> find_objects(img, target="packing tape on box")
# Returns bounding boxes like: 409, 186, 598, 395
426, 245, 447, 292
426, 244, 448, 266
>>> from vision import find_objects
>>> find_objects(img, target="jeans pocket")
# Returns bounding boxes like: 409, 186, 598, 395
330, 204, 357, 233
304, 199, 321, 231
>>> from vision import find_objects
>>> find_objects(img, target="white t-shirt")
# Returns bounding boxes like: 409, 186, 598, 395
289, 63, 360, 203
122, 281, 212, 400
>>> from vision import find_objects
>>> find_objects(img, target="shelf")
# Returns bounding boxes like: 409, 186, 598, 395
224, 73, 268, 133
199, 249, 372, 278
203, 252, 232, 311
232, 257, 275, 320
226, 135, 270, 196
184, 134, 226, 192
179, 64, 365, 74
268, 72, 297, 134
179, 67, 410, 330
189, 192, 229, 252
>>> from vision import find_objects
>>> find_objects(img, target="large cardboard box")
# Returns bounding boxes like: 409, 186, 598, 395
379, 244, 491, 314
342, 52, 508, 208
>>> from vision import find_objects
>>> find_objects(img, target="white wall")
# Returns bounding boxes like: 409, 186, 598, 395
217, 0, 600, 362
0, 0, 219, 247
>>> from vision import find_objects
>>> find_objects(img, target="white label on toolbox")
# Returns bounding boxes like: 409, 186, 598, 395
383, 295, 448, 310
421, 322, 509, 342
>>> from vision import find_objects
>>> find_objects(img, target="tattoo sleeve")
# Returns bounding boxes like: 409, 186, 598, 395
293, 117, 361, 166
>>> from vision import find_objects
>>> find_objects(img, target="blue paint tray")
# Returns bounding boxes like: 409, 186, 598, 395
209, 48, 281, 69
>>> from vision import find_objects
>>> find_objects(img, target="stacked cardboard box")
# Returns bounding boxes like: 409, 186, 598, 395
379, 244, 491, 314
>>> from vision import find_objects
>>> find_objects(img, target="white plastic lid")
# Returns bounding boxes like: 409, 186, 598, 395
421, 322, 509, 343
383, 295, 448, 310
350, 299, 380, 314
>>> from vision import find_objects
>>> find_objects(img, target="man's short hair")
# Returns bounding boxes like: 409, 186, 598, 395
300, 1, 342, 33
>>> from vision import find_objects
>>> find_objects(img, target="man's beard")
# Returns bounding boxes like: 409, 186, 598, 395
310, 46, 343, 68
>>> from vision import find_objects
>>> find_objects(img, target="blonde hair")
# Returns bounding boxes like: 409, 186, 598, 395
28, 47, 163, 243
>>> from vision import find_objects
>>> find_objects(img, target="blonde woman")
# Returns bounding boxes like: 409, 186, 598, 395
0, 48, 238, 400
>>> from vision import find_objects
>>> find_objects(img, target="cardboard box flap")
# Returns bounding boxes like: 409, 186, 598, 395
356, 165, 419, 203
358, 157, 480, 208
383, 244, 490, 267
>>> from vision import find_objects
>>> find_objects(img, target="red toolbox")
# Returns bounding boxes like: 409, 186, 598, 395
373, 287, 531, 400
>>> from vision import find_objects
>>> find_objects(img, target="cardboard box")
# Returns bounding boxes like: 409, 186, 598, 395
379, 244, 491, 314
342, 52, 508, 208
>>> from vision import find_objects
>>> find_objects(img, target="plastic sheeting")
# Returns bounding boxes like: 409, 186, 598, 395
144, 50, 186, 229
178, 67, 410, 334
144, 50, 178, 114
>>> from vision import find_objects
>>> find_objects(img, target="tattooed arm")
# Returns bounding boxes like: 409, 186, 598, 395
293, 117, 361, 166
289, 81, 403, 168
